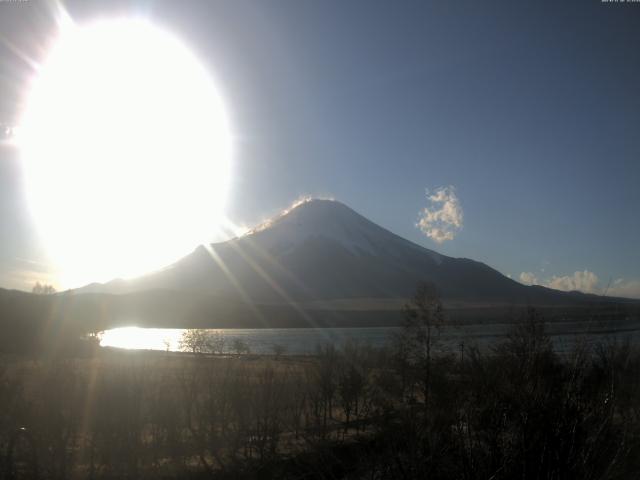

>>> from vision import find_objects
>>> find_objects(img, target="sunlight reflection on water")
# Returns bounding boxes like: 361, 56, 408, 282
99, 319, 640, 356
99, 326, 401, 354
100, 327, 186, 351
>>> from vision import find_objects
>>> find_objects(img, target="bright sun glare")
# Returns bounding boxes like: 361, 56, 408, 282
19, 18, 232, 288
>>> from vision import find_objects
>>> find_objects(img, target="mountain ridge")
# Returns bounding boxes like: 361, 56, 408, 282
75, 199, 632, 307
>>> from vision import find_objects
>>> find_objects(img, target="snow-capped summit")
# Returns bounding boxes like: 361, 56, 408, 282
242, 198, 442, 260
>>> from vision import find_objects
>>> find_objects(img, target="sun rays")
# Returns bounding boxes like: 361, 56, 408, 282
16, 9, 232, 288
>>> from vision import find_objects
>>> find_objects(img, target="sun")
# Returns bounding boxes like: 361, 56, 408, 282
18, 18, 232, 288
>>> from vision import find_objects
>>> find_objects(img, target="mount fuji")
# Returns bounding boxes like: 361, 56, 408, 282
68, 198, 633, 328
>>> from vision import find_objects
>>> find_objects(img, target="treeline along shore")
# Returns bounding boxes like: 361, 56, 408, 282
1, 286, 640, 479
1, 285, 639, 355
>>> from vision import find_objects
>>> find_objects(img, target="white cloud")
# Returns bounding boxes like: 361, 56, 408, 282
416, 186, 463, 243
547, 270, 599, 294
517, 269, 640, 299
519, 271, 538, 285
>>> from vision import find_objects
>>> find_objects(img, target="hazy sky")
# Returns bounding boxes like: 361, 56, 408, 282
1, 0, 639, 296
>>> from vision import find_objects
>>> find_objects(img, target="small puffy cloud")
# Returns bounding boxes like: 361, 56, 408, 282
517, 269, 640, 299
519, 270, 599, 293
519, 272, 538, 285
547, 270, 599, 294
416, 186, 463, 243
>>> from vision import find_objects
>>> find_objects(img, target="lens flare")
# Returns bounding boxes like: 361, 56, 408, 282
19, 18, 232, 287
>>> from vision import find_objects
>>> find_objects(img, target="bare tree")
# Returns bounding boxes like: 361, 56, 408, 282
271, 343, 286, 359
210, 331, 226, 355
398, 282, 445, 405
232, 338, 250, 355
179, 330, 211, 354
334, 340, 370, 435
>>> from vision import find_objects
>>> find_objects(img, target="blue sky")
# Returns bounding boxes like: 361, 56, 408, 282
0, 0, 639, 296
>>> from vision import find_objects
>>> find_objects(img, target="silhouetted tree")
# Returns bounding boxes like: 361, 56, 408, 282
398, 282, 445, 405
271, 343, 286, 359
210, 331, 226, 355
179, 330, 211, 354
232, 338, 250, 355
32, 282, 56, 295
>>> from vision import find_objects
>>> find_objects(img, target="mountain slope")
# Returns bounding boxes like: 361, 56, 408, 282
77, 199, 624, 308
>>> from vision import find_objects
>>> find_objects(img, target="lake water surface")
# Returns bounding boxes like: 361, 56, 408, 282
100, 318, 640, 355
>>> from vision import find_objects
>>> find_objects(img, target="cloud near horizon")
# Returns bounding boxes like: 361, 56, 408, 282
548, 270, 600, 293
519, 270, 640, 299
609, 279, 640, 299
0, 258, 59, 292
417, 186, 463, 243
519, 271, 539, 286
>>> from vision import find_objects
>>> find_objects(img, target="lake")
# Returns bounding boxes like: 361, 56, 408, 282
100, 317, 640, 355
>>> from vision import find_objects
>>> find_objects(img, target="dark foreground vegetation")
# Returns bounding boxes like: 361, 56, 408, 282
1, 289, 640, 479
